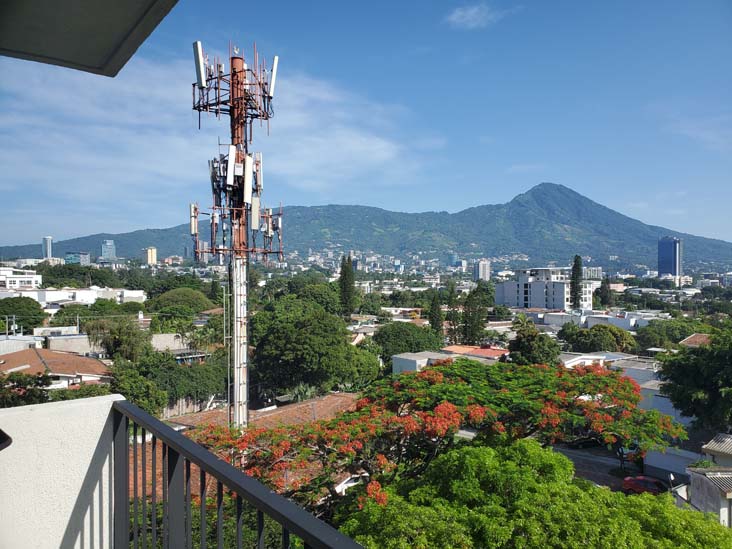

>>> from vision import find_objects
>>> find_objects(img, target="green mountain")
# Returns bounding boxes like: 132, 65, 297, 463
2, 183, 731, 267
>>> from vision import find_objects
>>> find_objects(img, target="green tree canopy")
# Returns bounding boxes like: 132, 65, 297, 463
428, 292, 443, 334
339, 441, 732, 549
0, 373, 50, 407
148, 287, 213, 313
559, 323, 637, 353
339, 256, 357, 316
570, 255, 583, 309
250, 296, 375, 393
373, 322, 444, 367
635, 318, 712, 351
86, 317, 152, 361
0, 296, 47, 330
508, 315, 561, 366
110, 363, 168, 416
659, 332, 732, 430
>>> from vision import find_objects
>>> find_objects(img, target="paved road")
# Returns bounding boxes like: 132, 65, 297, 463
554, 446, 638, 491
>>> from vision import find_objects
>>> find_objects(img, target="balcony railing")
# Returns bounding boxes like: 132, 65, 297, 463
0, 396, 359, 548
113, 400, 361, 549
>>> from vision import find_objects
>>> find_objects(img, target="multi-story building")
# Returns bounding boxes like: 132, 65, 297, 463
495, 267, 600, 311
658, 237, 682, 278
582, 266, 604, 279
41, 236, 52, 260
64, 251, 91, 266
0, 268, 42, 290
473, 259, 491, 282
143, 246, 157, 265
100, 239, 116, 261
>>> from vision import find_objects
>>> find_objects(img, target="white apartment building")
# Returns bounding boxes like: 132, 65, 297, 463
473, 259, 491, 282
0, 268, 42, 290
495, 267, 600, 311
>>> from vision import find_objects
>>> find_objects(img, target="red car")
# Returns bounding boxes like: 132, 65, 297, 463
622, 475, 667, 495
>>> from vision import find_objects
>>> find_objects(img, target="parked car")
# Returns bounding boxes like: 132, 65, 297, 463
566, 436, 602, 449
622, 475, 668, 495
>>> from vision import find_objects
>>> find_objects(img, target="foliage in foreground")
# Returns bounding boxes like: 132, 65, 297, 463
338, 442, 732, 549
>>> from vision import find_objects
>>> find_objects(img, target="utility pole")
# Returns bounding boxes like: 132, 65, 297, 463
189, 41, 283, 428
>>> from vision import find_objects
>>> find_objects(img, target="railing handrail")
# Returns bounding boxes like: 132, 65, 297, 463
113, 400, 361, 549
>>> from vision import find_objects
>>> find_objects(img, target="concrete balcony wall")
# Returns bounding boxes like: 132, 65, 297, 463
0, 394, 124, 549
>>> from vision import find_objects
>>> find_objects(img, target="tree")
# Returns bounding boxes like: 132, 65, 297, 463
597, 277, 615, 307
360, 293, 384, 316
428, 292, 443, 334
208, 278, 222, 304
491, 304, 512, 321
298, 283, 341, 315
339, 442, 732, 548
559, 323, 637, 353
0, 297, 46, 331
570, 255, 583, 309
250, 296, 372, 393
461, 291, 487, 345
445, 280, 461, 344
635, 318, 711, 351
49, 383, 111, 401
86, 317, 152, 361
111, 363, 168, 416
508, 315, 561, 366
0, 372, 50, 407
148, 287, 213, 313
339, 255, 357, 316
659, 332, 732, 430
373, 322, 443, 367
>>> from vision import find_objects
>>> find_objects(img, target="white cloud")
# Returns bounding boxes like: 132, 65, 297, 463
0, 56, 436, 243
445, 3, 517, 30
669, 114, 732, 153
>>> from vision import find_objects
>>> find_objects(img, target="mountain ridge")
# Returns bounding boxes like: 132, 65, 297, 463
2, 183, 731, 268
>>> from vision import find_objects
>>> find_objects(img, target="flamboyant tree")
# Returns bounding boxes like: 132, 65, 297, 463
193, 358, 684, 517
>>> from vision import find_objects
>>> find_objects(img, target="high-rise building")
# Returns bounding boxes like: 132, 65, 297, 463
65, 251, 91, 266
143, 247, 157, 265
449, 252, 459, 267
494, 267, 601, 311
473, 259, 491, 282
658, 237, 682, 277
100, 240, 116, 261
41, 236, 52, 260
582, 266, 604, 280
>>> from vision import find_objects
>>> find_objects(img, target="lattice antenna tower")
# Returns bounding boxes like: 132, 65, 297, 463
189, 40, 283, 428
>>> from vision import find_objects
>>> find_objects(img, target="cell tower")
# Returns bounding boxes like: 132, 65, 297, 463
189, 41, 283, 428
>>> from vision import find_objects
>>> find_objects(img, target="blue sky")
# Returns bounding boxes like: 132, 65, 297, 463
1, 1, 731, 245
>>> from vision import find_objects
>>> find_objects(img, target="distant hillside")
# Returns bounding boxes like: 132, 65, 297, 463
3, 183, 732, 267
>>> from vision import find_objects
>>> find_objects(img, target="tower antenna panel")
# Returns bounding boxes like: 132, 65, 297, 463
193, 41, 207, 89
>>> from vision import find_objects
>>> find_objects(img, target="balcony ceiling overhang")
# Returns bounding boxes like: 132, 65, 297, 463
0, 0, 177, 76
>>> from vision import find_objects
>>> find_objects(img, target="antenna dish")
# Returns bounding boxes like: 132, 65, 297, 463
268, 56, 279, 98
193, 41, 207, 89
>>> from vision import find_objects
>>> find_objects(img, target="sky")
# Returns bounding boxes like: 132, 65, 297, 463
1, 1, 731, 246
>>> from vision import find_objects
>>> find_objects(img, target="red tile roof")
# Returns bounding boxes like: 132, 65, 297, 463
0, 348, 110, 377
679, 333, 712, 348
170, 392, 359, 430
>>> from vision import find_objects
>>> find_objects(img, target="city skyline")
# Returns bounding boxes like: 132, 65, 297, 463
1, 1, 730, 245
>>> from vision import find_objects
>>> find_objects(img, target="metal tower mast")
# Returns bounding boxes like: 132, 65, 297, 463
189, 41, 283, 428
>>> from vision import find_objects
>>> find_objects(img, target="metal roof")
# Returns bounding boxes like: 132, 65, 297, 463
699, 471, 732, 494
0, 0, 177, 76
703, 434, 732, 457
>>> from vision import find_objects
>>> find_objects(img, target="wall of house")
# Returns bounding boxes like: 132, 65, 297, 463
689, 472, 730, 526
645, 447, 701, 482
0, 394, 125, 548
151, 333, 184, 352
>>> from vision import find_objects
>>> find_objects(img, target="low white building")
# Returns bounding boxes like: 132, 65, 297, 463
0, 267, 42, 290
392, 351, 452, 374
495, 268, 600, 311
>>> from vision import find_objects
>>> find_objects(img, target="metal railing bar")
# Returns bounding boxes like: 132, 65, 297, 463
133, 423, 139, 549
162, 443, 168, 547
152, 435, 157, 547
186, 460, 192, 549
236, 494, 243, 549
216, 481, 223, 549
282, 527, 290, 549
142, 428, 147, 549
257, 510, 264, 549
113, 400, 361, 549
113, 409, 129, 549
168, 446, 185, 548
200, 470, 207, 549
